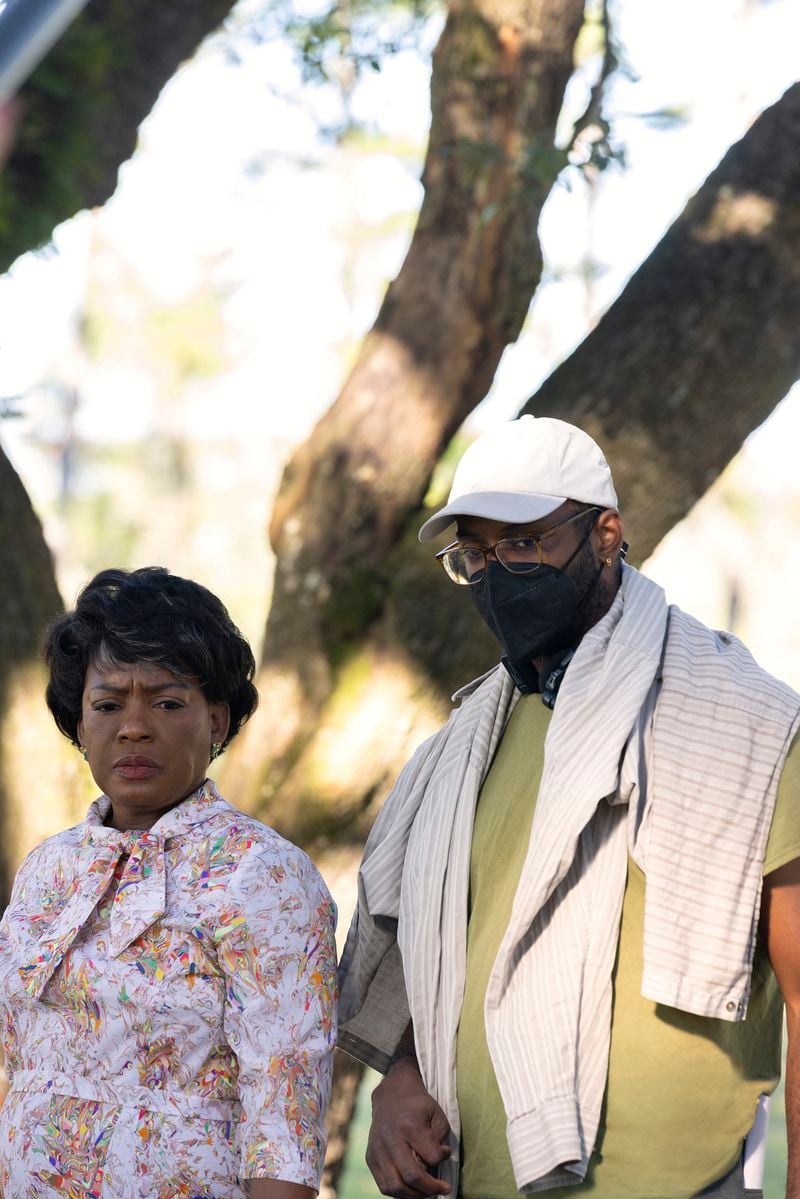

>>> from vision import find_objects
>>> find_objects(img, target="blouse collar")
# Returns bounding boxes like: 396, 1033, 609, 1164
19, 779, 231, 1002
82, 778, 228, 848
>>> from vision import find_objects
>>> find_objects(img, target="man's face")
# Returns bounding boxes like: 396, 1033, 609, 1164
453, 504, 623, 664
454, 502, 595, 573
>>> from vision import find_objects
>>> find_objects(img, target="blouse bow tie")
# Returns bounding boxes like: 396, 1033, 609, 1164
19, 827, 167, 1002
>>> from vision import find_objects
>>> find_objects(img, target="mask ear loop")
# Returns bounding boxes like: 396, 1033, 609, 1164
558, 509, 602, 574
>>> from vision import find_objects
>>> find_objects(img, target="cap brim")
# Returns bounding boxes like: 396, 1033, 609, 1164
418, 491, 565, 543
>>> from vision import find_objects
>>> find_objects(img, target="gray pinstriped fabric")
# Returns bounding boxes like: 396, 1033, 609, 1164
338, 566, 800, 1193
643, 607, 800, 1018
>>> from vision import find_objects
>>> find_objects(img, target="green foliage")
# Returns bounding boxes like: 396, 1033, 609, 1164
0, 14, 114, 265
83, 279, 228, 386
0, 0, 238, 272
720, 480, 760, 528
283, 0, 437, 85
338, 125, 422, 163
236, 0, 439, 140
66, 486, 141, 574
563, 0, 630, 181
423, 429, 472, 508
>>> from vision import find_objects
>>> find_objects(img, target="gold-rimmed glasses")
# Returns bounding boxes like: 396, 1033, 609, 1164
435, 507, 600, 585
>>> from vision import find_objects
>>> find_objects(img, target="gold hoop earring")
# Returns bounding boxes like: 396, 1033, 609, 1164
605, 558, 613, 566
210, 742, 223, 761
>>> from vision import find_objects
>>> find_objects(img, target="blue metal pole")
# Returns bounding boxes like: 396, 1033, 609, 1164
0, 0, 91, 102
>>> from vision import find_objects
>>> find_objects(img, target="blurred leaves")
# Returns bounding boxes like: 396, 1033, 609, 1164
230, 0, 440, 139
286, 0, 436, 84
148, 296, 227, 383
248, 0, 437, 84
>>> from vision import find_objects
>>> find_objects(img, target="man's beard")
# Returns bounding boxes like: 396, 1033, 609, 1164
566, 538, 610, 646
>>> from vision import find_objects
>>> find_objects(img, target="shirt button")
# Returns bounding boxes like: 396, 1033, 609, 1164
726, 1001, 736, 1012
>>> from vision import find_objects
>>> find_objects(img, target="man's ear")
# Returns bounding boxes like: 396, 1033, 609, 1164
594, 509, 625, 562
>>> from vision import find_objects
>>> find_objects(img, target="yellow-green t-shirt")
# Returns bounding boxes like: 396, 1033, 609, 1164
456, 699, 800, 1199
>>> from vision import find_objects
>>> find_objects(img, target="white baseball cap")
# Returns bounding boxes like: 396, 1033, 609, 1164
418, 414, 618, 543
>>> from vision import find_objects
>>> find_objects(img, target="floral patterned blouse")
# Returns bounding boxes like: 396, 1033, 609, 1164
0, 780, 338, 1199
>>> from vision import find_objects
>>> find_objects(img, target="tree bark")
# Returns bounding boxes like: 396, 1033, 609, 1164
522, 81, 800, 565
0, 0, 238, 272
228, 0, 588, 816
0, 452, 63, 907
268, 0, 586, 680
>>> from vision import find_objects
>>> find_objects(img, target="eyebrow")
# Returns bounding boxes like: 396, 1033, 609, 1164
88, 681, 191, 695
456, 521, 540, 538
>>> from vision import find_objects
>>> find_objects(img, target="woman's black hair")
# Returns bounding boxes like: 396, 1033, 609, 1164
43, 567, 259, 752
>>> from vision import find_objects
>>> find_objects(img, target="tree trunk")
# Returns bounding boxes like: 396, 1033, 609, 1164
0, 0, 238, 272
522, 81, 800, 565
267, 0, 587, 683
0, 451, 64, 907
225, 0, 588, 813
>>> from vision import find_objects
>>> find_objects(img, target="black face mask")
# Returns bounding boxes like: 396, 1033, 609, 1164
470, 529, 603, 689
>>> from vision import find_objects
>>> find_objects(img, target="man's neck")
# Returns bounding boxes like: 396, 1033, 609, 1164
532, 648, 570, 680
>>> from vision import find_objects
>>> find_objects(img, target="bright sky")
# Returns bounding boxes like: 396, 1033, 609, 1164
2, 0, 798, 430
0, 0, 798, 651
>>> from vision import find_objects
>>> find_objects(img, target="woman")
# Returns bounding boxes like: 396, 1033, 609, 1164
0, 567, 338, 1199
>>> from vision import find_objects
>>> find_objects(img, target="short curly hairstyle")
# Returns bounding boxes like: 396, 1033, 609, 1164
43, 567, 259, 753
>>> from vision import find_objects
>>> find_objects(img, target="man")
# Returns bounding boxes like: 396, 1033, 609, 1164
338, 415, 800, 1199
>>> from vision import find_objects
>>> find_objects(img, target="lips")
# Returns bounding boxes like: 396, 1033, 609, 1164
113, 755, 161, 780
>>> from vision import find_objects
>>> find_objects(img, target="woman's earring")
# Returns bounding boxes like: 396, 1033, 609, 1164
78, 746, 88, 762
210, 742, 223, 761
605, 558, 613, 566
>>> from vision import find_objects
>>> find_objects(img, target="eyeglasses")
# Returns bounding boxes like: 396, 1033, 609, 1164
435, 507, 601, 585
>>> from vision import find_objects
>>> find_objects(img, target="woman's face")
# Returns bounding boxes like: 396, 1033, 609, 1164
77, 656, 230, 830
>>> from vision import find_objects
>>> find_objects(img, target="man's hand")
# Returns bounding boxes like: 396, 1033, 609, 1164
366, 1056, 452, 1197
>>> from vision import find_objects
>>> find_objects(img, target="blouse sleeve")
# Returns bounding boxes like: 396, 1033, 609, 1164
218, 838, 338, 1190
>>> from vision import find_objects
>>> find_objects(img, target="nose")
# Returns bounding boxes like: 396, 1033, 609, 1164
117, 700, 154, 742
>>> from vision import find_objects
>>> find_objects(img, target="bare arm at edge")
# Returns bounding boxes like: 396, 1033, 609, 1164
247, 1181, 315, 1198
761, 857, 800, 1199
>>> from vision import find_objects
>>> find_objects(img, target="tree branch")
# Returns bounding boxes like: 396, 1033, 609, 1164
0, 0, 238, 272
